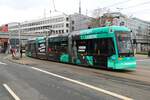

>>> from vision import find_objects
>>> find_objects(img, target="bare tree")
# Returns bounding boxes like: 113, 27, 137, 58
92, 8, 110, 18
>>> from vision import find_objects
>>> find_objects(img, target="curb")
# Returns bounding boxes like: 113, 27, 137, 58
6, 58, 32, 66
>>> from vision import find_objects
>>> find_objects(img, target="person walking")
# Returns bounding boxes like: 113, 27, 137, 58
20, 48, 23, 58
10, 48, 14, 58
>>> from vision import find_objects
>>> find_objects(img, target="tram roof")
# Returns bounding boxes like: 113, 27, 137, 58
79, 26, 130, 36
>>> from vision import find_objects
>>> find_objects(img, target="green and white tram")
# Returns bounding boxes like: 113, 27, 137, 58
26, 26, 136, 70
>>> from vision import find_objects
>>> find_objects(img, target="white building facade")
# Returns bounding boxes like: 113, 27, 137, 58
9, 14, 70, 36
8, 13, 93, 37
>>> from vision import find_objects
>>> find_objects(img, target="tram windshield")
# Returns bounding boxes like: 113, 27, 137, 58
116, 31, 134, 57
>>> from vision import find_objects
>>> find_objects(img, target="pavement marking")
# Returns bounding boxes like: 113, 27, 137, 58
137, 59, 150, 62
0, 61, 7, 65
3, 84, 21, 100
31, 67, 133, 100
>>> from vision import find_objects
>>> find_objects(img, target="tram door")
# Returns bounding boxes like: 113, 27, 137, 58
93, 38, 115, 68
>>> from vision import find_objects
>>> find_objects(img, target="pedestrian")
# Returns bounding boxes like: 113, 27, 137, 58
10, 48, 14, 58
20, 48, 23, 58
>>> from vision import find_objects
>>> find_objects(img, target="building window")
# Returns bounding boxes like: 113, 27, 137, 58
66, 23, 69, 27
62, 30, 64, 33
66, 30, 69, 33
56, 30, 58, 34
49, 25, 52, 28
66, 17, 69, 21
72, 27, 74, 31
72, 21, 74, 24
59, 30, 61, 34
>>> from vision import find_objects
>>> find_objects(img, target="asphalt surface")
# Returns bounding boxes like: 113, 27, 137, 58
0, 54, 150, 100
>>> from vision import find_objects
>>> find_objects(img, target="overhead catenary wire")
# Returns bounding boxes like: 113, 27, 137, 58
81, 0, 132, 14
104, 0, 150, 17
86, 0, 132, 17
104, 0, 150, 12
116, 0, 150, 15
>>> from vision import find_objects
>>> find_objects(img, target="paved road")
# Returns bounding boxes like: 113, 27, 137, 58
0, 54, 150, 100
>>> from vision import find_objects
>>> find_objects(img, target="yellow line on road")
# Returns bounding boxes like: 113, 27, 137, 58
31, 67, 134, 100
3, 84, 21, 100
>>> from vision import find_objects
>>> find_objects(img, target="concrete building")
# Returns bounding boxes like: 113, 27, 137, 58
69, 13, 93, 31
8, 13, 93, 47
8, 14, 69, 38
8, 13, 93, 38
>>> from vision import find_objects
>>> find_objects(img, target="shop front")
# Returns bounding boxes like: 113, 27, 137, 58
0, 38, 8, 53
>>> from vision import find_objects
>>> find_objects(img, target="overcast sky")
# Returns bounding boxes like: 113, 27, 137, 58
0, 0, 150, 25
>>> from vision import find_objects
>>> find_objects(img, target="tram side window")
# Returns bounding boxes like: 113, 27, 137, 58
55, 42, 60, 53
48, 41, 68, 53
94, 38, 115, 56
59, 41, 68, 53
76, 38, 115, 56
86, 39, 94, 55
76, 39, 94, 55
27, 43, 31, 51
50, 42, 60, 53
31, 43, 35, 52
48, 40, 54, 53
107, 38, 115, 56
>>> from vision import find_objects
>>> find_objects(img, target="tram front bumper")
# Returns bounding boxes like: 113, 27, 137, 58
108, 57, 136, 70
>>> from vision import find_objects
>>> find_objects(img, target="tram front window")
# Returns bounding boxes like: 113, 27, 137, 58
116, 31, 134, 57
